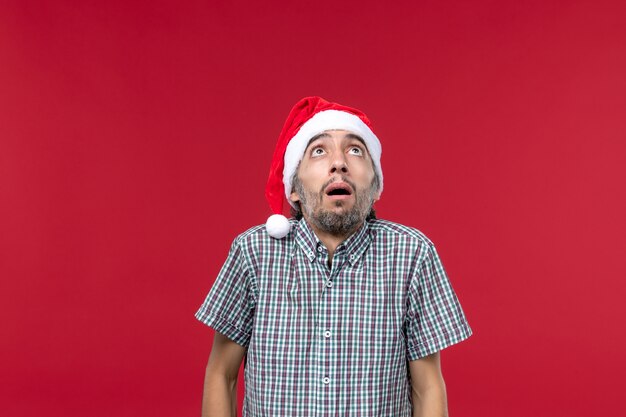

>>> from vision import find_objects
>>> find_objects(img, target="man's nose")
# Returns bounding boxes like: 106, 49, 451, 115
329, 153, 348, 174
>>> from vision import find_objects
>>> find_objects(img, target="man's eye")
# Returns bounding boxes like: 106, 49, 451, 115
349, 147, 362, 155
312, 148, 325, 156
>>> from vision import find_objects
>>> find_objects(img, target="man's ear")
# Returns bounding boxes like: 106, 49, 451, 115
290, 190, 300, 204
373, 188, 382, 202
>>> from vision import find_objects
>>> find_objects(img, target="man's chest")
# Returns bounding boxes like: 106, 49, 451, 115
251, 250, 411, 354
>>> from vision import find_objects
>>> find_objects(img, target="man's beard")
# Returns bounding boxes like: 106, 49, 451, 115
294, 175, 378, 236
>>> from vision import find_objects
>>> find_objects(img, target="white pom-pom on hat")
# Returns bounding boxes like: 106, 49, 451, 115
265, 96, 383, 239
266, 214, 291, 239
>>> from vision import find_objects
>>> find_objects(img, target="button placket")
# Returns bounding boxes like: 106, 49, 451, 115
315, 250, 332, 391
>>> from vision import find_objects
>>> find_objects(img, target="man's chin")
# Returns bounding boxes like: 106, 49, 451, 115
325, 199, 354, 212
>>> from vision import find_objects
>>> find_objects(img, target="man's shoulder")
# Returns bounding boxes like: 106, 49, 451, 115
234, 223, 270, 241
369, 218, 436, 248
231, 219, 299, 247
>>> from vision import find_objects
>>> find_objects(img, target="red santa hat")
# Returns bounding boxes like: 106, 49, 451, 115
265, 96, 383, 239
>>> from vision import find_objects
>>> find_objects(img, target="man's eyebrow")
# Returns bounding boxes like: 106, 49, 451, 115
305, 132, 366, 149
344, 133, 366, 145
305, 133, 330, 149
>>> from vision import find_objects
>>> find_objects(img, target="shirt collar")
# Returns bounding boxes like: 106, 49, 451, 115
294, 217, 372, 266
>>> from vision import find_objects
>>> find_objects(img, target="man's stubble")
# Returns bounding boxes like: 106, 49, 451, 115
293, 175, 379, 236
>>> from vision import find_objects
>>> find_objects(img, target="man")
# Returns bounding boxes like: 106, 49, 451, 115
195, 96, 473, 417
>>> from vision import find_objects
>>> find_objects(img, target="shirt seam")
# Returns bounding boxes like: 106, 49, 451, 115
405, 320, 468, 350
234, 234, 259, 303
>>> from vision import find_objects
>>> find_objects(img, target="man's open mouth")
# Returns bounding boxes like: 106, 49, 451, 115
325, 183, 353, 196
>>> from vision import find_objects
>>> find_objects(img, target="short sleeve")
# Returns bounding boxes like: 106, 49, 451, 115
405, 243, 473, 360
195, 237, 257, 347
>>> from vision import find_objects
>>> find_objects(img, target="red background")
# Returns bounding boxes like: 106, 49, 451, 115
1, 1, 625, 416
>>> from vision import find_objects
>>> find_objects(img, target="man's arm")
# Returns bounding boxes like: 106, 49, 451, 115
409, 351, 448, 417
202, 331, 247, 417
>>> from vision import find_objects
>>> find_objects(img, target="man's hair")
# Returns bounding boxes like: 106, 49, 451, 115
289, 169, 380, 221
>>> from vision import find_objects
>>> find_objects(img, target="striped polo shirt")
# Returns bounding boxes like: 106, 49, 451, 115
196, 217, 473, 416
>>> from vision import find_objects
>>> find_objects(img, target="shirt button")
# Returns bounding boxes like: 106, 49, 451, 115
317, 246, 323, 252
307, 251, 313, 257
324, 330, 331, 338
349, 254, 355, 260
322, 377, 330, 385
325, 281, 333, 288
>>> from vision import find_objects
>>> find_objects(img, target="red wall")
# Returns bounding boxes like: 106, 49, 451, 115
1, 1, 625, 416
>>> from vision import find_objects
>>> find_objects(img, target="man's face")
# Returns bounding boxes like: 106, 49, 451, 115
290, 130, 380, 236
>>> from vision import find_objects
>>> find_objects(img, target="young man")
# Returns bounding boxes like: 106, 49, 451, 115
195, 96, 473, 417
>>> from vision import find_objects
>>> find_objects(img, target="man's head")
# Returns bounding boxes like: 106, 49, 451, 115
265, 97, 383, 239
289, 130, 380, 236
